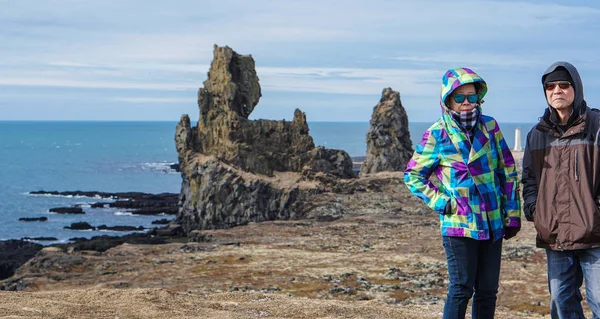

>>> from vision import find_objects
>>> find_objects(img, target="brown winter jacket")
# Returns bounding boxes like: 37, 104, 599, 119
522, 62, 600, 250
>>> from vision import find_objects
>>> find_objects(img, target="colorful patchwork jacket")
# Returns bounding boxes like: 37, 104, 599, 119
404, 68, 521, 241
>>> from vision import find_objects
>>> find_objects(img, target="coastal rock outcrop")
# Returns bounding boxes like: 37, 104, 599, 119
31, 191, 179, 216
360, 88, 413, 175
175, 45, 353, 232
0, 240, 43, 280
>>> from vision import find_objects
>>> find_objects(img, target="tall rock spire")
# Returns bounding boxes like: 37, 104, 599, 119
361, 88, 413, 175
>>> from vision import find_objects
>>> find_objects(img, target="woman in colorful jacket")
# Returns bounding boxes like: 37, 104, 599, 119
404, 67, 521, 319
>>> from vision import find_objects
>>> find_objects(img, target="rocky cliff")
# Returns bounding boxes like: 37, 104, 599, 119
175, 45, 354, 232
361, 88, 413, 175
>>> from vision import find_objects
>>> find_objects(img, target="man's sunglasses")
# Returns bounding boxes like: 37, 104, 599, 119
453, 93, 478, 104
544, 81, 571, 91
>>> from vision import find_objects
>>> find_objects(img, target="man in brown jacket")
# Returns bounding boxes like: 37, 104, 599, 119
522, 61, 600, 318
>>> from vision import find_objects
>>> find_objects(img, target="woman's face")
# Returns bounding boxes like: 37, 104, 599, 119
448, 83, 477, 112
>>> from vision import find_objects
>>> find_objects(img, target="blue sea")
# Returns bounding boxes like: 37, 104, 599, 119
0, 121, 535, 244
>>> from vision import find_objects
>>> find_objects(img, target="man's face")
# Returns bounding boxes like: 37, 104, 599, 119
545, 81, 575, 111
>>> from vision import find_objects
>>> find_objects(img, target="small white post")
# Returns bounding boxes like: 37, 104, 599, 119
514, 127, 522, 151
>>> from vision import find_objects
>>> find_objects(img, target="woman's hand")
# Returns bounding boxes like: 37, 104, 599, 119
504, 227, 520, 240
444, 201, 452, 215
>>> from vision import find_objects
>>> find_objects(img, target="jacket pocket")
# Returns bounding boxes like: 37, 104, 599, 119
444, 196, 456, 215
533, 202, 558, 245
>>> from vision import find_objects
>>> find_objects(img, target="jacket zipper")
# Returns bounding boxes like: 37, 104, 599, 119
575, 149, 580, 181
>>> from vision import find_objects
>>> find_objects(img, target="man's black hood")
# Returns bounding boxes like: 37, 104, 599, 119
540, 62, 587, 127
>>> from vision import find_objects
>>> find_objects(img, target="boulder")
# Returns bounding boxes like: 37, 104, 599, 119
65, 222, 94, 230
96, 225, 145, 232
18, 217, 48, 222
49, 207, 84, 214
361, 88, 413, 175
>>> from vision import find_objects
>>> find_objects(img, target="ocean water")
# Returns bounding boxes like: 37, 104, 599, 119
311, 121, 536, 157
0, 121, 534, 243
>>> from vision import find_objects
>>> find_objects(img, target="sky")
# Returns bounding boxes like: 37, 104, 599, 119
1, 0, 600, 123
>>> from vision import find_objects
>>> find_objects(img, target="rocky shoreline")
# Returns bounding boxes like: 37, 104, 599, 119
24, 190, 179, 237
1, 190, 184, 283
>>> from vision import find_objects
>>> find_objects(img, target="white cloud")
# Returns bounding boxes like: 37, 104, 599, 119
257, 67, 439, 95
0, 63, 440, 95
1, 0, 600, 121
0, 77, 194, 91
112, 97, 194, 103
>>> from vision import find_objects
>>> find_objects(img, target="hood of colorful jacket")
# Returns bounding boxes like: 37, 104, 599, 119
440, 67, 488, 115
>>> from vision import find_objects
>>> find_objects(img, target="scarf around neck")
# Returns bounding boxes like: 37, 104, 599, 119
450, 108, 479, 133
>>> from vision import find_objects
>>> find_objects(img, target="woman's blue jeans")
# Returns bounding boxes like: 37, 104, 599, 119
546, 248, 600, 319
442, 236, 503, 319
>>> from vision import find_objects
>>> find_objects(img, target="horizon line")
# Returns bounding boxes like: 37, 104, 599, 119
0, 119, 539, 124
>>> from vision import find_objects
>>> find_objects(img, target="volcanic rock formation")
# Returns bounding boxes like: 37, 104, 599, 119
174, 45, 354, 232
361, 88, 413, 175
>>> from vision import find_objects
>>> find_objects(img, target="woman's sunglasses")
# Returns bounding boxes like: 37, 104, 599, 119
544, 81, 571, 91
453, 93, 478, 104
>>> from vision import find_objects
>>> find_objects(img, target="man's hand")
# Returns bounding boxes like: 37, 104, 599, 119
504, 227, 520, 240
524, 204, 536, 222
